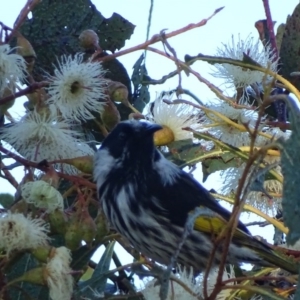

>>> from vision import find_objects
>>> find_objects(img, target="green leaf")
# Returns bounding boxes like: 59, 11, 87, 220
0, 193, 14, 208
90, 241, 116, 291
71, 244, 100, 281
202, 154, 242, 182
276, 23, 286, 52
280, 97, 300, 245
279, 3, 300, 90
19, 0, 135, 81
76, 241, 116, 297
131, 54, 150, 111
7, 253, 43, 300
165, 139, 204, 166
98, 13, 135, 52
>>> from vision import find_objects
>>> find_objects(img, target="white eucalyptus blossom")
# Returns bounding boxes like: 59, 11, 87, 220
0, 109, 92, 173
46, 53, 107, 121
0, 44, 27, 95
21, 180, 64, 212
200, 101, 259, 147
0, 213, 49, 255
220, 162, 282, 215
141, 267, 201, 300
45, 246, 74, 300
220, 164, 246, 195
146, 93, 199, 141
255, 127, 291, 146
213, 35, 277, 89
141, 265, 236, 300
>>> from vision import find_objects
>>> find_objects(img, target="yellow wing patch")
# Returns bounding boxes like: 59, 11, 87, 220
193, 215, 227, 235
192, 211, 247, 241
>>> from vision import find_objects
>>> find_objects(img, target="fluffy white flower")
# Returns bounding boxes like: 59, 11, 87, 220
203, 265, 236, 300
220, 163, 282, 215
0, 44, 27, 95
247, 191, 281, 215
45, 246, 74, 300
200, 101, 258, 147
0, 213, 49, 255
213, 35, 277, 88
255, 127, 291, 146
220, 165, 245, 195
46, 53, 107, 121
21, 180, 64, 212
141, 266, 235, 300
1, 109, 93, 173
146, 93, 199, 142
142, 267, 201, 300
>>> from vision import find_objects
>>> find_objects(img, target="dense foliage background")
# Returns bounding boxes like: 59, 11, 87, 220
1, 0, 300, 299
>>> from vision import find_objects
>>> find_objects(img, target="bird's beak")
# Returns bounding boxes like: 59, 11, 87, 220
145, 123, 162, 135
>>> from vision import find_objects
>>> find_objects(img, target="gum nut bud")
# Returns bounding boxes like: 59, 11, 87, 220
31, 246, 52, 263
16, 35, 36, 74
17, 35, 36, 58
10, 199, 28, 214
80, 211, 96, 245
0, 193, 14, 209
57, 156, 94, 174
79, 29, 100, 50
40, 165, 60, 188
0, 88, 16, 115
16, 267, 45, 285
153, 126, 175, 146
48, 209, 67, 234
26, 88, 47, 107
108, 81, 129, 104
64, 218, 83, 251
95, 210, 109, 242
101, 99, 120, 131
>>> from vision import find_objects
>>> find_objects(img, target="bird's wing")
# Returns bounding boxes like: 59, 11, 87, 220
192, 210, 253, 243
150, 164, 250, 235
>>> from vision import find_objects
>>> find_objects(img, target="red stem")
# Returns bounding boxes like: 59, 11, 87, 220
262, 0, 279, 62
0, 145, 96, 189
0, 82, 48, 106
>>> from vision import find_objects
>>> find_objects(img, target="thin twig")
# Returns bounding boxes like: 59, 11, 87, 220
5, 0, 41, 43
0, 145, 96, 189
97, 7, 224, 63
142, 69, 180, 85
146, 46, 236, 104
0, 162, 19, 189
262, 0, 278, 62
0, 81, 48, 106
244, 220, 270, 227
160, 30, 183, 93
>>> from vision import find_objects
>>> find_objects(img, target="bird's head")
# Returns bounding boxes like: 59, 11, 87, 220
100, 120, 162, 165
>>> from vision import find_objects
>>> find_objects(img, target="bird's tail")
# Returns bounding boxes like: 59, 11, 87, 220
249, 237, 298, 274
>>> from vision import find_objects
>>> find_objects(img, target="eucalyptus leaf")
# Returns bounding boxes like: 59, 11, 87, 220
19, 0, 135, 81
280, 98, 300, 245
7, 254, 42, 300
131, 54, 150, 111
0, 193, 14, 208
279, 3, 300, 90
76, 241, 116, 297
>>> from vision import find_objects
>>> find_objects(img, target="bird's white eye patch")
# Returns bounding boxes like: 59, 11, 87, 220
154, 152, 180, 185
94, 148, 121, 187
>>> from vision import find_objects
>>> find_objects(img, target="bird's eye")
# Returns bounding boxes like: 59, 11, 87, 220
118, 132, 126, 140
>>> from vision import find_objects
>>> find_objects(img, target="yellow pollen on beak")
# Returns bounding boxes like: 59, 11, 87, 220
153, 126, 175, 146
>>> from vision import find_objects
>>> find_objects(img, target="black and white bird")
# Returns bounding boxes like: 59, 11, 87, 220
94, 120, 297, 273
